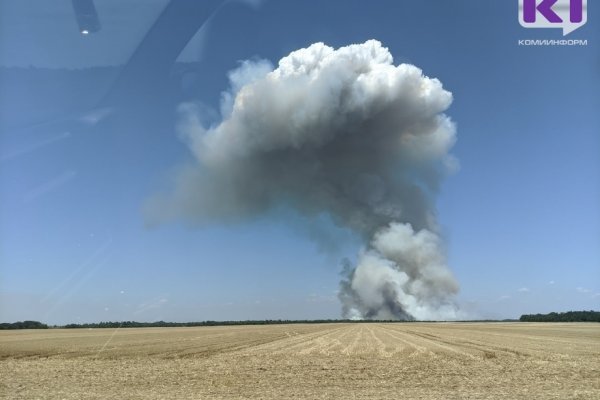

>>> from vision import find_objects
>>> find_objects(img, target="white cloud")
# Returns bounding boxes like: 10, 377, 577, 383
518, 287, 530, 293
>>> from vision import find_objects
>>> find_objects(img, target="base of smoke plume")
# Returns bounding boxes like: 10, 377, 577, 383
339, 222, 461, 321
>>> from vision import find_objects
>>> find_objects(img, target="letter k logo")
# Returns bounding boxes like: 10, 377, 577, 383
523, 0, 562, 23
519, 0, 587, 36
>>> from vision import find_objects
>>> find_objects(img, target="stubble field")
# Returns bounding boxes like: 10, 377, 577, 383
1, 322, 598, 399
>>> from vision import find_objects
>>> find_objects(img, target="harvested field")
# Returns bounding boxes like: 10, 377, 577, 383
1, 323, 599, 399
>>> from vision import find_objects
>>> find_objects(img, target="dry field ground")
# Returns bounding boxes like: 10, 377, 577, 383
1, 322, 598, 399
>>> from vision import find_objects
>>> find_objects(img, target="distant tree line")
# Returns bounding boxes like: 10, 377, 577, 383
8, 315, 594, 330
520, 310, 600, 322
0, 320, 48, 330
0, 319, 423, 330
60, 319, 395, 328
46, 319, 517, 328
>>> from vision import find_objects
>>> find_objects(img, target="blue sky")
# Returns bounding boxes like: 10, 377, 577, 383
1, 0, 598, 324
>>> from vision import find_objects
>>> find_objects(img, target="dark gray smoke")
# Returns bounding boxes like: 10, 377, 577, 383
146, 40, 462, 320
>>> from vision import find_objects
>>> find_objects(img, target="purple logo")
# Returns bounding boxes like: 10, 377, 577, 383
519, 0, 587, 35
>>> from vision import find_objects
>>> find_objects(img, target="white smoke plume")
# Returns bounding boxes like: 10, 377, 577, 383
146, 40, 461, 320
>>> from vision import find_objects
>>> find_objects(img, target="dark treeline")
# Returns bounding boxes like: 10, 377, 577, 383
1, 319, 522, 330
2, 319, 458, 329
61, 319, 397, 328
0, 321, 49, 330
58, 319, 516, 328
520, 310, 600, 322
8, 315, 595, 329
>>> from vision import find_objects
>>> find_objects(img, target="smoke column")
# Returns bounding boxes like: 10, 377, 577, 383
147, 40, 461, 320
